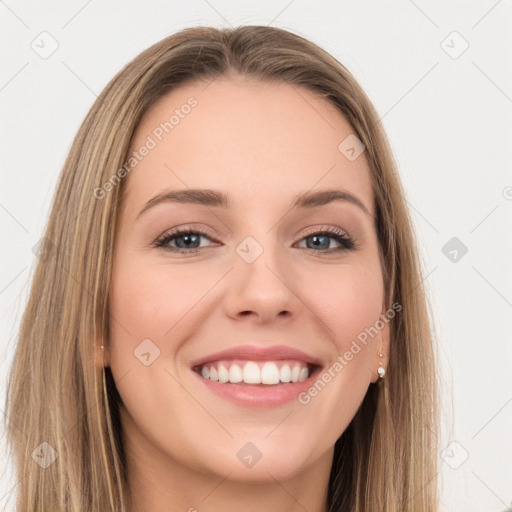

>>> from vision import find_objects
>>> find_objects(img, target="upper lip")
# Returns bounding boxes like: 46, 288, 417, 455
190, 344, 323, 368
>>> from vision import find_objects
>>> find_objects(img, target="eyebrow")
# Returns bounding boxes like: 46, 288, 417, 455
136, 188, 371, 219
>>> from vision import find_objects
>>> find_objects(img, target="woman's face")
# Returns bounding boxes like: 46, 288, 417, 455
107, 75, 389, 484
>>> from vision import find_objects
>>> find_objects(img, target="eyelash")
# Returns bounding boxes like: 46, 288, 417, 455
153, 226, 357, 254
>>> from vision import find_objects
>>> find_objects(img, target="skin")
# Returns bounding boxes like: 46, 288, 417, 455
101, 74, 390, 512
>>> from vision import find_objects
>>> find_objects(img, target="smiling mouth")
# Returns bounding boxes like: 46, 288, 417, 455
193, 359, 320, 386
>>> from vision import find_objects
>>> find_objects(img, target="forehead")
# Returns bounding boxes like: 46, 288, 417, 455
123, 75, 373, 215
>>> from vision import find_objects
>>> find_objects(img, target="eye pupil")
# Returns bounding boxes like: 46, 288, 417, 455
308, 235, 330, 250
176, 233, 200, 248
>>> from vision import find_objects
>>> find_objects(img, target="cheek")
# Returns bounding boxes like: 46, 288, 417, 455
110, 260, 210, 341
302, 263, 384, 348
107, 262, 213, 442
293, 266, 383, 436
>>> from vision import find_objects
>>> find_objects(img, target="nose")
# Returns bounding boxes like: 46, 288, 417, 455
222, 242, 303, 325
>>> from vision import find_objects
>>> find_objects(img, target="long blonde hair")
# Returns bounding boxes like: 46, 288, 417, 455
4, 25, 439, 511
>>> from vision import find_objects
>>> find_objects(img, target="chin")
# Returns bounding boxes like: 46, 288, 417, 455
197, 435, 320, 482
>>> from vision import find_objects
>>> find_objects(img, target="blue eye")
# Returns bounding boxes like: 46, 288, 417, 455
298, 230, 355, 251
154, 227, 356, 254
155, 229, 213, 253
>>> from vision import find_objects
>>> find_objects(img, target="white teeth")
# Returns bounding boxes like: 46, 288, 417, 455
298, 367, 308, 382
229, 364, 243, 383
243, 362, 261, 384
218, 364, 229, 383
261, 362, 280, 385
198, 360, 313, 385
280, 364, 291, 382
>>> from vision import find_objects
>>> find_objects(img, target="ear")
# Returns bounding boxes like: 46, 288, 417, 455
369, 312, 391, 384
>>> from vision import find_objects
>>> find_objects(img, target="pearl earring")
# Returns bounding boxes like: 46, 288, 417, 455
377, 349, 386, 379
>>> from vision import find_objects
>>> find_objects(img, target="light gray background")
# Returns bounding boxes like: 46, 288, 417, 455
1, 1, 511, 511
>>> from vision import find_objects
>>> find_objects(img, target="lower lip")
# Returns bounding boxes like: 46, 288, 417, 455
192, 367, 321, 408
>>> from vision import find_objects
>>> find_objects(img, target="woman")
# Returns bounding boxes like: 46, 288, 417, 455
4, 25, 439, 511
